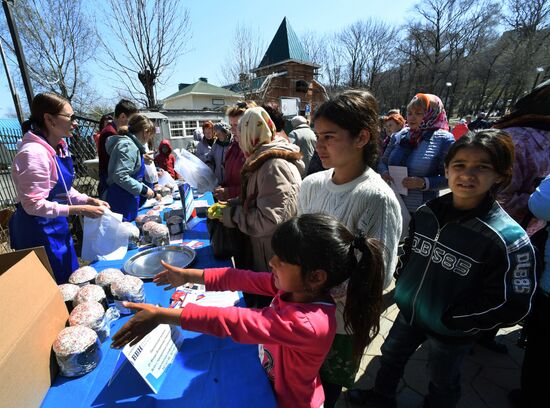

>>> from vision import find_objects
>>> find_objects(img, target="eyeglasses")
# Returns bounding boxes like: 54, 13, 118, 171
236, 101, 247, 109
56, 113, 77, 122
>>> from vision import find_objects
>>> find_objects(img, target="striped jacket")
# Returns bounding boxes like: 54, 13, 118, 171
394, 193, 536, 338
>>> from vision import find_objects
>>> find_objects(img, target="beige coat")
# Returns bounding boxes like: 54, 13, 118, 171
222, 140, 304, 272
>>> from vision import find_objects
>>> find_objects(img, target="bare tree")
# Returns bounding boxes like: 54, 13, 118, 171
498, 0, 550, 108
334, 19, 399, 92
1, 0, 95, 111
100, 0, 191, 108
220, 23, 266, 86
322, 36, 346, 94
337, 21, 368, 87
402, 0, 497, 93
504, 0, 549, 37
300, 29, 327, 67
362, 20, 399, 93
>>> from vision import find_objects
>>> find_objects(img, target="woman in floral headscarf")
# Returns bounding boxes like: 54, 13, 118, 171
378, 93, 455, 213
221, 107, 304, 305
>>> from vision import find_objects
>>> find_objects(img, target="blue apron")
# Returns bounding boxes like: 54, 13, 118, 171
106, 156, 145, 222
10, 154, 79, 284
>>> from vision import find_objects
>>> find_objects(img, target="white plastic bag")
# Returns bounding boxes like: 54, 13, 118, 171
173, 148, 218, 193
81, 209, 129, 261
157, 168, 176, 186
144, 162, 158, 184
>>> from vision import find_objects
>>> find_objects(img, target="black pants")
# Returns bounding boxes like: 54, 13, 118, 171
322, 380, 342, 408
521, 292, 550, 408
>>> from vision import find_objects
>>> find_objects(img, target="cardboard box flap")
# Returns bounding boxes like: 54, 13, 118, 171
0, 246, 54, 278
0, 249, 66, 363
0, 248, 68, 408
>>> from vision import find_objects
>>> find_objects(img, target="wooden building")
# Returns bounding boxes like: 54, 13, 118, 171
225, 18, 328, 118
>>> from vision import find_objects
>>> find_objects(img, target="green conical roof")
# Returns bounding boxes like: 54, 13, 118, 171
257, 17, 311, 69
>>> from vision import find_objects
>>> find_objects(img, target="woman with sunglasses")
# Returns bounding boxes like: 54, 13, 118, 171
10, 93, 109, 283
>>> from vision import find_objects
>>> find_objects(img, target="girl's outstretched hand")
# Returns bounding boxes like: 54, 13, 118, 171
111, 302, 159, 348
153, 260, 204, 290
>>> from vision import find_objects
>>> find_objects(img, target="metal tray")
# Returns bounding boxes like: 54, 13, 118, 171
123, 245, 196, 279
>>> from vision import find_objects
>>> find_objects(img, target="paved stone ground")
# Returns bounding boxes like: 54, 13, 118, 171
335, 284, 524, 408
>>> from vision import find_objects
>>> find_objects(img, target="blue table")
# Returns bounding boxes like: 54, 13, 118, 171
41, 196, 277, 408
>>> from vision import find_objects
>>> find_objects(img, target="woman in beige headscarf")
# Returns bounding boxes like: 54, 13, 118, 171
222, 107, 304, 304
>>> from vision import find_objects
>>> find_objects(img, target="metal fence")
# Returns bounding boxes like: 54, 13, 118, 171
0, 116, 99, 254
0, 115, 100, 209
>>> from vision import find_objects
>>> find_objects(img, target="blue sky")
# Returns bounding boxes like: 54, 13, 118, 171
0, 0, 416, 117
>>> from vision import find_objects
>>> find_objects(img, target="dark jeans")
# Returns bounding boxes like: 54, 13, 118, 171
375, 312, 474, 408
521, 292, 550, 407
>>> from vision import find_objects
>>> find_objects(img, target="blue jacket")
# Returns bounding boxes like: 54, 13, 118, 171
529, 174, 550, 295
105, 133, 147, 196
395, 193, 536, 339
378, 128, 455, 213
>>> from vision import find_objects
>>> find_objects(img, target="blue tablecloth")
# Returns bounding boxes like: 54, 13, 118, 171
41, 194, 277, 408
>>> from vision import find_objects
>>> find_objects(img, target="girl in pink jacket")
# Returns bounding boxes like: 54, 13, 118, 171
112, 213, 386, 408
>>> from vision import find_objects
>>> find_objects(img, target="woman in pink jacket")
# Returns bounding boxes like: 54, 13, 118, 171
10, 93, 108, 283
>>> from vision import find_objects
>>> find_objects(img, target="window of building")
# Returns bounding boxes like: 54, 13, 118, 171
296, 80, 309, 93
170, 119, 214, 139
185, 120, 198, 137
169, 121, 184, 138
212, 99, 225, 106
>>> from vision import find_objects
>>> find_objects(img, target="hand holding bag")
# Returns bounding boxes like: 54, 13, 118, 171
81, 209, 128, 261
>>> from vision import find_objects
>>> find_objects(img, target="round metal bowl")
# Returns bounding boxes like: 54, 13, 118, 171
123, 245, 196, 279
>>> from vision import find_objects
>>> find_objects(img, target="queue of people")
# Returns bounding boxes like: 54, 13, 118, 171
8, 79, 549, 408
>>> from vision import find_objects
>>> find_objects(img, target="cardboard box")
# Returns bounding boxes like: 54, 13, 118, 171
0, 247, 68, 408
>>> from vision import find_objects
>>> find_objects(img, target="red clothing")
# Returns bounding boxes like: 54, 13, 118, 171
154, 139, 179, 179
221, 141, 246, 199
452, 122, 469, 140
180, 267, 336, 408
97, 122, 117, 177
93, 132, 101, 151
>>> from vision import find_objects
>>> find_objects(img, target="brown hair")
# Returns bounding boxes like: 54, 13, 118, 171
202, 120, 214, 130
262, 102, 285, 131
114, 99, 138, 119
313, 89, 381, 168
384, 113, 406, 127
22, 92, 69, 133
444, 129, 515, 193
226, 101, 257, 118
118, 114, 154, 139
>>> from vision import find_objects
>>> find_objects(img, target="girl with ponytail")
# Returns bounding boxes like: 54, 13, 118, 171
111, 213, 386, 408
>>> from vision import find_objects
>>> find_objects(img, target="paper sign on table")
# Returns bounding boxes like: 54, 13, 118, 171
388, 165, 408, 196
173, 283, 240, 308
110, 324, 182, 393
